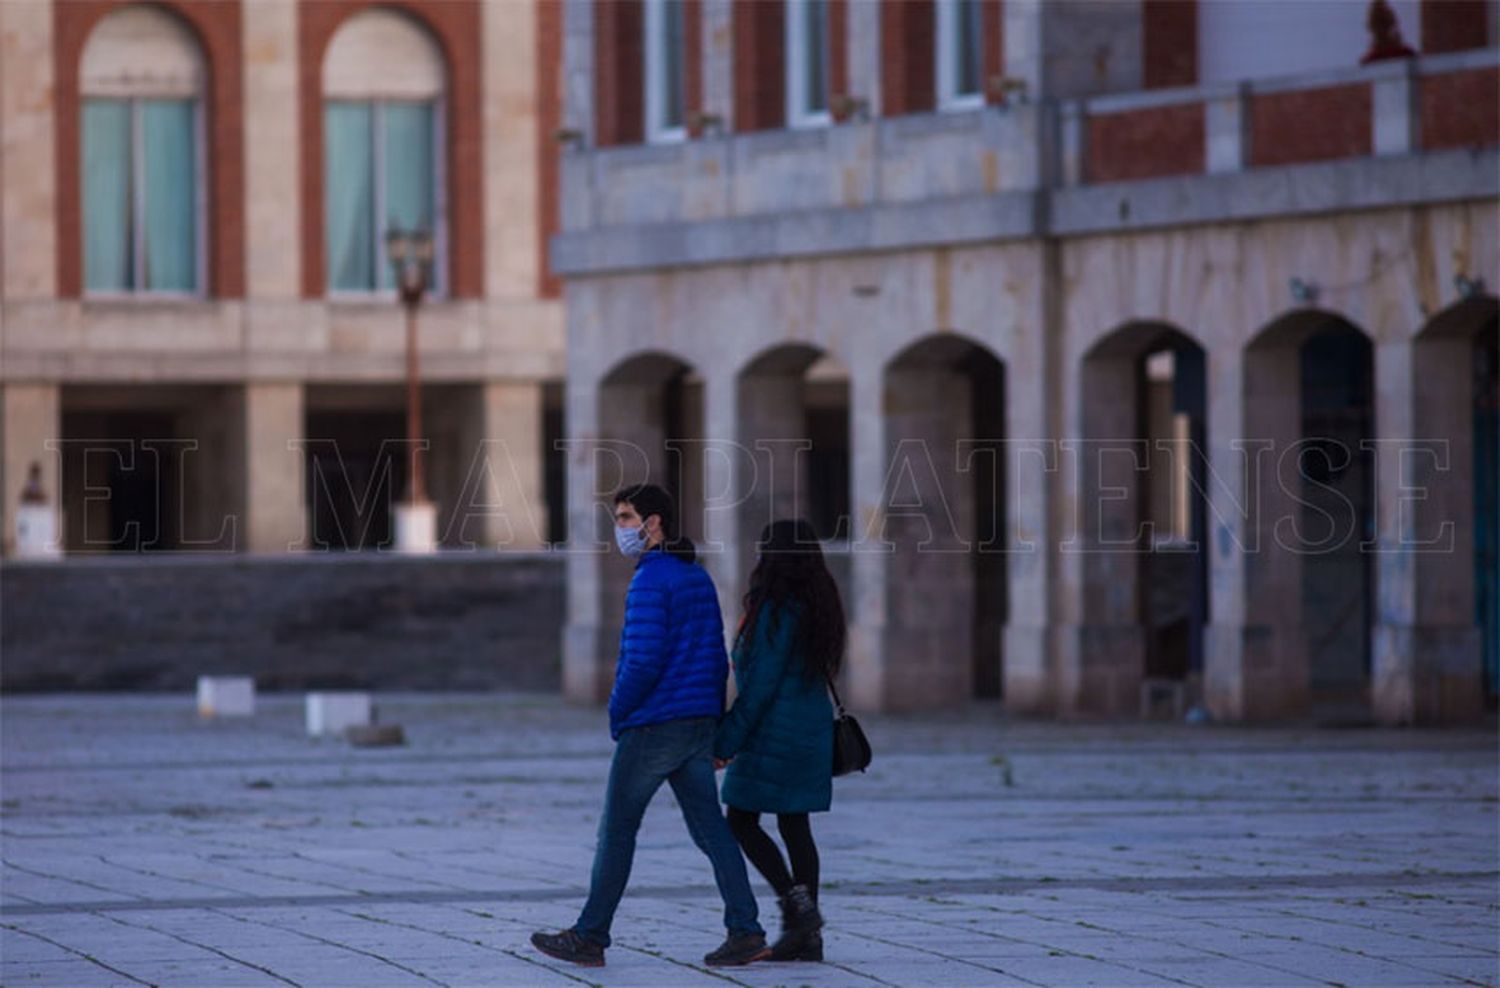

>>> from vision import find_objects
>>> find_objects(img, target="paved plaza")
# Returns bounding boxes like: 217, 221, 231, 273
0, 693, 1496, 987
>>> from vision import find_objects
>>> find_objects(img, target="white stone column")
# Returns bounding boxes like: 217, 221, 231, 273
2, 384, 63, 557
1203, 344, 1252, 719
1372, 62, 1418, 157
242, 383, 306, 553
1205, 84, 1248, 175
561, 371, 609, 703
845, 0, 882, 117
701, 0, 734, 130
702, 364, 742, 631
562, 0, 594, 142
0, 0, 56, 300
242, 0, 300, 299
479, 381, 548, 550
1001, 389, 1054, 715
846, 366, 888, 711
484, 0, 541, 299
560, 0, 596, 231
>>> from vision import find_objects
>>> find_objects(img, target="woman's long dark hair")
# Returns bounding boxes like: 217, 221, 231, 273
614, 484, 697, 563
735, 519, 845, 681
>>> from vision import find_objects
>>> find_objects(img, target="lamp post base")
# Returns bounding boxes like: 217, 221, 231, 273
394, 502, 438, 554
14, 505, 62, 560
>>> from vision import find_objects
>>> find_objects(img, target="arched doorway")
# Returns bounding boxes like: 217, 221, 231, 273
1076, 323, 1208, 717
879, 335, 1006, 706
1244, 311, 1375, 718
563, 352, 704, 701
735, 344, 852, 605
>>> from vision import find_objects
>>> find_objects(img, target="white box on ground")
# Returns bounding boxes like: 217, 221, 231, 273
395, 502, 437, 554
197, 676, 255, 717
306, 692, 373, 737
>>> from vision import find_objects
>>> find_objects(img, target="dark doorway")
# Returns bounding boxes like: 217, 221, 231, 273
1300, 326, 1375, 696
61, 411, 179, 552
304, 411, 407, 550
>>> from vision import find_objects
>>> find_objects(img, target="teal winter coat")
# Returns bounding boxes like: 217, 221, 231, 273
713, 603, 833, 814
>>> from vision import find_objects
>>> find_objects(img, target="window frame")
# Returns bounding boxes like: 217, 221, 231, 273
644, 0, 688, 144
936, 0, 985, 112
785, 0, 832, 129
81, 95, 208, 301
323, 96, 448, 301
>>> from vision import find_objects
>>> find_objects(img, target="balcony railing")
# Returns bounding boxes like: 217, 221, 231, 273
1063, 46, 1499, 186
561, 48, 1498, 234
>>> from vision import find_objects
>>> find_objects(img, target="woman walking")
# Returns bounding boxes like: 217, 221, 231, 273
713, 519, 845, 962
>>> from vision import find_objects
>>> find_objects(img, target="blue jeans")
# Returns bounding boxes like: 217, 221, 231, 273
574, 717, 762, 947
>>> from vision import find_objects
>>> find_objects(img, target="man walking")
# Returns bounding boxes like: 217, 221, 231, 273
531, 484, 768, 968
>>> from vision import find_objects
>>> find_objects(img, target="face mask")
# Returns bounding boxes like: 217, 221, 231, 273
615, 524, 647, 558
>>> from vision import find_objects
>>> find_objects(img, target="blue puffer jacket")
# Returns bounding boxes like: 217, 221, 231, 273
608, 548, 729, 740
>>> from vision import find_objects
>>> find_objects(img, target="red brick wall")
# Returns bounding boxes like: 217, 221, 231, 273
1248, 84, 1372, 168
1143, 0, 1197, 89
54, 0, 245, 299
594, 0, 644, 146
537, 0, 562, 299
881, 0, 935, 116
1087, 103, 1204, 183
1421, 67, 1500, 150
1421, 0, 1489, 54
734, 0, 785, 131
298, 1, 484, 299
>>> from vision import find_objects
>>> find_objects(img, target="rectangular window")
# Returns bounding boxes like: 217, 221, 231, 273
937, 0, 984, 110
324, 99, 440, 294
645, 0, 686, 142
82, 97, 200, 294
786, 0, 831, 128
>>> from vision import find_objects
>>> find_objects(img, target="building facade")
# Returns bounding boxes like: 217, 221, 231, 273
553, 0, 1500, 724
1, 0, 566, 557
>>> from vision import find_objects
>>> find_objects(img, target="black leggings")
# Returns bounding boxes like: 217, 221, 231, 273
725, 807, 819, 899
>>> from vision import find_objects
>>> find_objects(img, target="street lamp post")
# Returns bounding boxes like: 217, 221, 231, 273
385, 228, 437, 553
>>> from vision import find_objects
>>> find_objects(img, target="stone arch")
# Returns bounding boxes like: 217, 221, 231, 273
1242, 309, 1376, 718
736, 342, 851, 542
323, 8, 445, 98
561, 351, 703, 697
81, 5, 205, 96
733, 342, 853, 648
874, 333, 1007, 707
1071, 321, 1208, 717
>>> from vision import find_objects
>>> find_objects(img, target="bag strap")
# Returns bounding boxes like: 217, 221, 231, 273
826, 673, 848, 717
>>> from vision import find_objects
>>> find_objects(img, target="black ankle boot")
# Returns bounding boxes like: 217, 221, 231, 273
769, 884, 823, 961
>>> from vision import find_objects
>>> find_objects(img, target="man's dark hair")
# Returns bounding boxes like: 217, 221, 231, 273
613, 484, 697, 563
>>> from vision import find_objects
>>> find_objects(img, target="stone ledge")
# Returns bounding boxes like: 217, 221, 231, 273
551, 148, 1499, 276
553, 191, 1042, 274
1051, 146, 1500, 236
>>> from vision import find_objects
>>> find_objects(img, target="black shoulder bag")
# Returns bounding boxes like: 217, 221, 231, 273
828, 676, 872, 776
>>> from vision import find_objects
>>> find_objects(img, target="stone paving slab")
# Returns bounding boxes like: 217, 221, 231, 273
1, 693, 1497, 987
